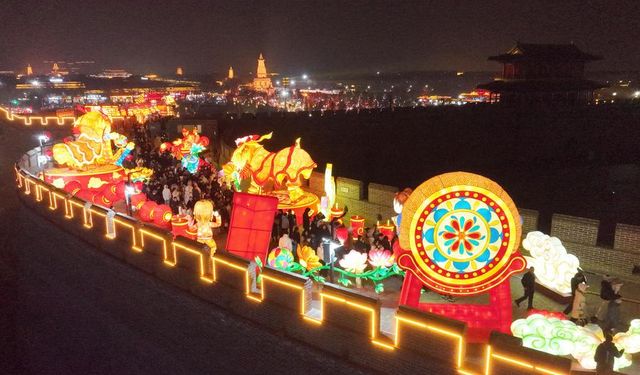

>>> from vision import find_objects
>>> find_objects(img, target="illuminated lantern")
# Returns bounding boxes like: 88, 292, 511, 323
330, 203, 344, 221
377, 220, 395, 241
103, 183, 118, 202
267, 247, 294, 270
138, 201, 158, 222
75, 189, 93, 201
350, 215, 365, 239
199, 136, 209, 147
63, 180, 82, 195
130, 193, 147, 211
133, 181, 144, 192
335, 226, 348, 245
171, 214, 192, 238
153, 204, 173, 227
115, 181, 126, 199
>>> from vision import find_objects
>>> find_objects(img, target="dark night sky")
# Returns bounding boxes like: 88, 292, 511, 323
1, 0, 639, 75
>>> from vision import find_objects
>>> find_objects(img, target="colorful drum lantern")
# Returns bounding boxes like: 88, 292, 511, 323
350, 215, 365, 239
378, 219, 395, 241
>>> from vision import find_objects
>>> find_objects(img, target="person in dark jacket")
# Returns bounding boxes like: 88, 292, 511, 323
594, 331, 623, 374
515, 267, 536, 310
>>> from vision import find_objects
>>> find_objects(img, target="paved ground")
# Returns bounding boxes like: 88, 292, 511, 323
0, 123, 371, 375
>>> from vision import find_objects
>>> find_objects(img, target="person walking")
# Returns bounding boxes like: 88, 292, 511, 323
564, 270, 587, 315
597, 275, 614, 321
570, 282, 588, 325
604, 279, 623, 332
594, 331, 624, 374
515, 267, 536, 310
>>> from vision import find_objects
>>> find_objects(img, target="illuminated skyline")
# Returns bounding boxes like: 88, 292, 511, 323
1, 0, 639, 75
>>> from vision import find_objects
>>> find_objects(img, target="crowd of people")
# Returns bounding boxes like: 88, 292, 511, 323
124, 122, 233, 229
272, 208, 395, 264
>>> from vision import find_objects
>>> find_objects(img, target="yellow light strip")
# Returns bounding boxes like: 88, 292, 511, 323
50, 191, 66, 211
0, 106, 75, 126
36, 183, 49, 203
320, 292, 378, 339
371, 339, 395, 351
172, 242, 213, 283
260, 274, 305, 313
395, 315, 465, 369
113, 217, 141, 251
139, 229, 169, 263
67, 199, 85, 220
491, 353, 533, 369
490, 352, 565, 375
212, 257, 252, 294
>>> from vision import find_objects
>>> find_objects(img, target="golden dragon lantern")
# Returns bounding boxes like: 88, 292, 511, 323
223, 132, 317, 203
52, 111, 134, 170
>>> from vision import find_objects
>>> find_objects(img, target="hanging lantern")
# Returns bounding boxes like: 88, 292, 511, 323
350, 215, 365, 239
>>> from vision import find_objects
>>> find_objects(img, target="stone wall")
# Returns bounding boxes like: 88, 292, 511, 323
551, 213, 600, 246
614, 223, 640, 253
515, 210, 640, 280
16, 163, 572, 375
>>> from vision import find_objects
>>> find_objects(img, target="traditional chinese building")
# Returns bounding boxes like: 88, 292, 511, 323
477, 43, 605, 105
252, 53, 273, 93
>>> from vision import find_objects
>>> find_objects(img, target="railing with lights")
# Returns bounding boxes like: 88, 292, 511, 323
14, 146, 574, 375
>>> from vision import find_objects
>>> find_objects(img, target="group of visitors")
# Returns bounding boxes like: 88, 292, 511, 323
516, 267, 627, 373
124, 122, 233, 228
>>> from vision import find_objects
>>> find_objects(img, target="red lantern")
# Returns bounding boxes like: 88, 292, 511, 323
335, 226, 349, 245
153, 204, 173, 227
138, 201, 157, 222
378, 220, 395, 241
171, 214, 190, 238
199, 136, 209, 147
130, 193, 147, 210
75, 189, 93, 201
350, 215, 365, 239
115, 181, 126, 199
63, 180, 82, 195
103, 184, 118, 202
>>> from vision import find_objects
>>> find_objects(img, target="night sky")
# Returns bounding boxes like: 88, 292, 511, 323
1, 0, 639, 75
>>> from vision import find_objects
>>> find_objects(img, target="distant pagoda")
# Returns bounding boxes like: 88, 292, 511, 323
477, 42, 606, 105
252, 53, 273, 93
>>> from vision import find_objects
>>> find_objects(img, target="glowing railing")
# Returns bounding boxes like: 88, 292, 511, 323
13, 151, 571, 375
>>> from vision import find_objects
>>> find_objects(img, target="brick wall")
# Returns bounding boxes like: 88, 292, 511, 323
519, 208, 539, 236
564, 242, 640, 279
17, 167, 577, 375
551, 213, 599, 246
614, 223, 640, 253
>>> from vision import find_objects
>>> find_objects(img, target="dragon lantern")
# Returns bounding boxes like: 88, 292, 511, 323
161, 128, 209, 174
52, 112, 134, 170
223, 133, 316, 202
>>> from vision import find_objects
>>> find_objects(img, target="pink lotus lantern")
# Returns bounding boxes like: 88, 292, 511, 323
350, 215, 365, 239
